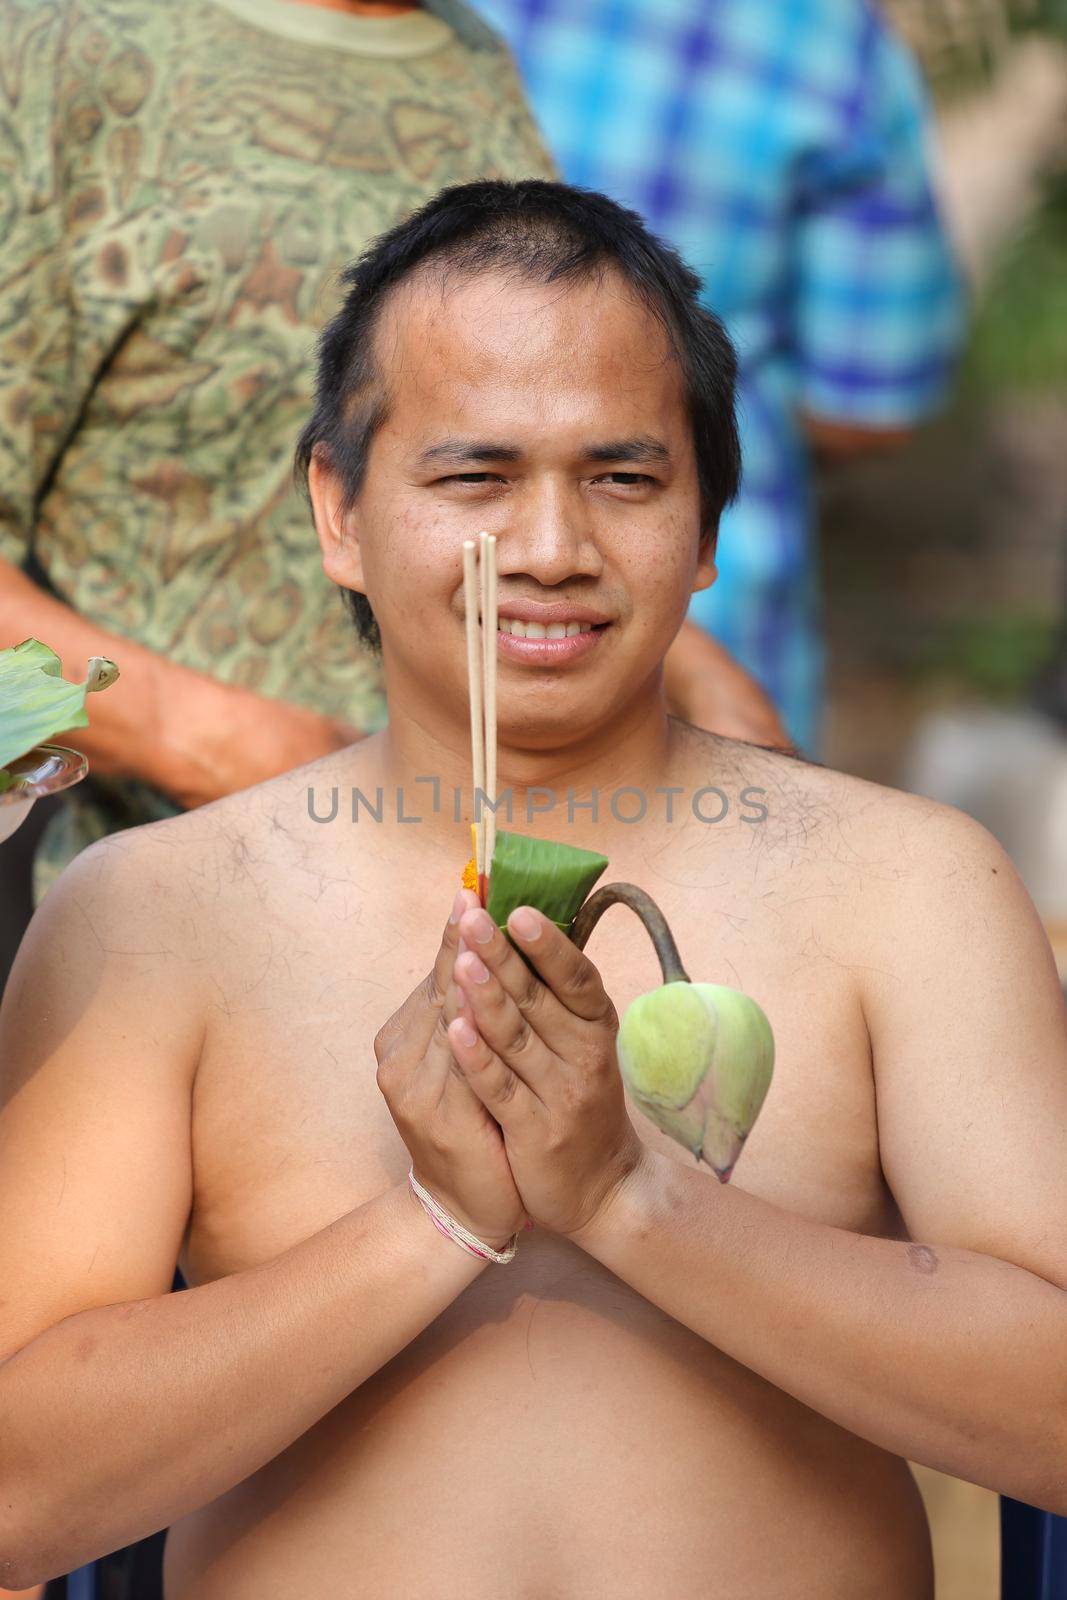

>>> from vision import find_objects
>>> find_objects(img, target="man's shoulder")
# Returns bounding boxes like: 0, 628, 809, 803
52, 800, 226, 950
42, 768, 252, 906
78, 749, 366, 906
797, 751, 1004, 874
84, 762, 310, 877
706, 730, 1004, 880
715, 735, 1036, 997
17, 800, 230, 1056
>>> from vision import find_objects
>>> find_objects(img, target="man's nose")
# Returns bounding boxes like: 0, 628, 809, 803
497, 476, 604, 585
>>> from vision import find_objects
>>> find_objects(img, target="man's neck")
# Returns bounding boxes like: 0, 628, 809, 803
350, 680, 685, 861
285, 0, 420, 14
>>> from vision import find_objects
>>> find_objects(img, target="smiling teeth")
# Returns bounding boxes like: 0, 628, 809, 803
498, 618, 594, 638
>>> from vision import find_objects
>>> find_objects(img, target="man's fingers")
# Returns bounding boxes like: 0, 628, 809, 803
375, 889, 478, 1063
453, 948, 557, 1100
454, 905, 556, 1023
447, 1015, 536, 1133
430, 888, 480, 1001
504, 907, 615, 1024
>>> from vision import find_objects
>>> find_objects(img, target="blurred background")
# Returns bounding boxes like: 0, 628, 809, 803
824, 0, 1067, 967
820, 5, 1067, 1591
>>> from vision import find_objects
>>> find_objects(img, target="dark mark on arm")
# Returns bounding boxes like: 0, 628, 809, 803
906, 1244, 939, 1275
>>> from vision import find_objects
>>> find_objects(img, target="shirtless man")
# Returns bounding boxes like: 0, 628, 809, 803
1, 178, 1065, 1598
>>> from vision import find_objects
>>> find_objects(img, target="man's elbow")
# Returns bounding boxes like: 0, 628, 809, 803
0, 1539, 50, 1593
0, 1543, 70, 1593
1006, 1391, 1067, 1518
0, 1490, 70, 1590
1030, 1472, 1067, 1521
1041, 1410, 1067, 1518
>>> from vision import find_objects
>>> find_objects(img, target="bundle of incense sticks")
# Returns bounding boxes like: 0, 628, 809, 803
463, 531, 497, 905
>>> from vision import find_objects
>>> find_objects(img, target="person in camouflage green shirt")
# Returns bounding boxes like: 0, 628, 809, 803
0, 0, 556, 904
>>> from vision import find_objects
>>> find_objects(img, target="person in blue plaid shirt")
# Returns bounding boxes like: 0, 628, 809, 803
472, 0, 966, 755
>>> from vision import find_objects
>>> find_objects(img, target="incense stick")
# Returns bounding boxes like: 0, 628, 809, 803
462, 539, 485, 876
482, 534, 498, 873
462, 534, 499, 894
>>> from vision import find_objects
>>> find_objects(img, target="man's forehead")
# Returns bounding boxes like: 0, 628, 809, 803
373, 266, 686, 444
380, 264, 675, 369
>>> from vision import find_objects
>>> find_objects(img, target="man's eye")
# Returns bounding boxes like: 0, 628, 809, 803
441, 473, 502, 485
600, 473, 654, 486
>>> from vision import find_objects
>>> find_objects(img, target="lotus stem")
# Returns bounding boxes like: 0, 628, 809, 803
570, 883, 690, 985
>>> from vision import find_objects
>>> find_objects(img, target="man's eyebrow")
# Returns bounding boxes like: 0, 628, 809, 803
414, 436, 672, 468
583, 437, 672, 465
415, 440, 524, 467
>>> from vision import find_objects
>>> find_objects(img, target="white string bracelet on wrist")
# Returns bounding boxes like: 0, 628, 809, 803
408, 1168, 518, 1264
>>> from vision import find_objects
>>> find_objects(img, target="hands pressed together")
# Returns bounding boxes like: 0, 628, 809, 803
374, 889, 652, 1253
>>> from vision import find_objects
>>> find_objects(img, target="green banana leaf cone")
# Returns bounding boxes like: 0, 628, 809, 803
486, 829, 609, 937
616, 981, 774, 1180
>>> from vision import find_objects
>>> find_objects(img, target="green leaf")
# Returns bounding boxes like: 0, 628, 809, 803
485, 829, 609, 938
0, 639, 120, 772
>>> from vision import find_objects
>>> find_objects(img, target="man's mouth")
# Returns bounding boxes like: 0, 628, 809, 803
492, 617, 610, 664
497, 617, 597, 639
465, 599, 613, 665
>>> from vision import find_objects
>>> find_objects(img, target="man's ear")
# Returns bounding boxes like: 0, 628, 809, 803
693, 524, 718, 594
308, 447, 367, 595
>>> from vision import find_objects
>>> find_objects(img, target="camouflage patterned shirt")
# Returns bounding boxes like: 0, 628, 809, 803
0, 0, 555, 900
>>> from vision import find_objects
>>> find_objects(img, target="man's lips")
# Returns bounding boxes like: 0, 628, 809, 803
460, 597, 614, 666
495, 625, 606, 664
494, 600, 613, 627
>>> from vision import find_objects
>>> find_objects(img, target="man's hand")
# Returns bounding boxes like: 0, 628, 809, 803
447, 904, 649, 1238
663, 622, 792, 749
375, 891, 528, 1249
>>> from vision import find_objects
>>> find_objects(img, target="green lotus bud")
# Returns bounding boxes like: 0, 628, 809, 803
570, 884, 774, 1181
616, 982, 774, 1179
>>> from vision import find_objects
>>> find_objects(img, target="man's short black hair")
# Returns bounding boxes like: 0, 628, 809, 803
295, 178, 741, 651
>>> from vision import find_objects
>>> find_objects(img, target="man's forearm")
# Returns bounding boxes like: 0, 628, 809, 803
575, 1149, 1067, 1512
0, 557, 364, 809
1, 1182, 486, 1589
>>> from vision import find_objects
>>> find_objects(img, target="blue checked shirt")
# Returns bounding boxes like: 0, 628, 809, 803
470, 0, 966, 752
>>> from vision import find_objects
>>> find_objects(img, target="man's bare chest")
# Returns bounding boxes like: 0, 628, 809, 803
179, 853, 904, 1288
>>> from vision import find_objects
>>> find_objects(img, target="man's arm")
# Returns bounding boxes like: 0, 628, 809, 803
663, 622, 793, 749
0, 557, 362, 808
802, 415, 914, 462
572, 807, 1067, 1513
0, 836, 488, 1590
